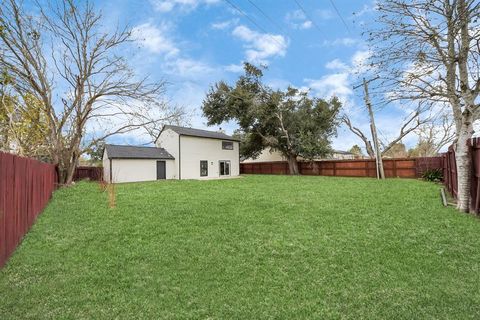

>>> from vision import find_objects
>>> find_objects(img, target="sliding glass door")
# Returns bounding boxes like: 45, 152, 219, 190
219, 160, 230, 176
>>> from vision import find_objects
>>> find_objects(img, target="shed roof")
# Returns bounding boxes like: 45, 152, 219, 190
104, 144, 174, 160
162, 125, 240, 141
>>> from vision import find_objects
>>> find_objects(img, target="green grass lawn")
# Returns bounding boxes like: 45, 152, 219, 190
1, 175, 480, 319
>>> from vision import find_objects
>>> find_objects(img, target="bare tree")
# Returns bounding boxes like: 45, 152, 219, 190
411, 111, 456, 156
342, 109, 428, 157
0, 0, 185, 184
341, 115, 375, 158
368, 0, 480, 212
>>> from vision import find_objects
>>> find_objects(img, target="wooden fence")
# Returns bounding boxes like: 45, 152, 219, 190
0, 152, 57, 268
443, 138, 480, 213
73, 166, 103, 182
240, 157, 443, 179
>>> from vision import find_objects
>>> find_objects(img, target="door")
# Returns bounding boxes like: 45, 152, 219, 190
219, 160, 231, 176
157, 161, 166, 180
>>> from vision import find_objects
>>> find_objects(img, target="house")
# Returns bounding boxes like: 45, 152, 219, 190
103, 125, 240, 183
242, 148, 355, 163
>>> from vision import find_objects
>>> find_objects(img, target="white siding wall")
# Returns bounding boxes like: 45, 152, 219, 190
102, 150, 111, 182
156, 129, 179, 177
180, 136, 239, 179
110, 159, 175, 183
242, 148, 286, 163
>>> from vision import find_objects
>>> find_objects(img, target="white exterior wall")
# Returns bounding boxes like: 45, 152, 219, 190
179, 136, 239, 179
331, 152, 355, 160
102, 150, 111, 182
109, 159, 175, 183
156, 129, 180, 177
242, 149, 286, 163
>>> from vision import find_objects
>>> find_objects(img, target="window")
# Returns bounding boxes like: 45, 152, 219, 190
200, 160, 208, 177
222, 141, 234, 150
219, 160, 231, 176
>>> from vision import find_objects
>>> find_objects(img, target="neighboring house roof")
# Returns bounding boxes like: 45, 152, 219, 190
332, 150, 354, 155
104, 144, 174, 160
160, 125, 240, 142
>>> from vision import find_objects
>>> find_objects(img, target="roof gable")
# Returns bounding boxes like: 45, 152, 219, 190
160, 125, 240, 142
105, 145, 174, 160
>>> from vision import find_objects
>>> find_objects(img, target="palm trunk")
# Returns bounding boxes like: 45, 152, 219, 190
455, 120, 473, 212
287, 154, 299, 175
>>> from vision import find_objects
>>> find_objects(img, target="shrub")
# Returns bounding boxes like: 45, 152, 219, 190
422, 168, 443, 182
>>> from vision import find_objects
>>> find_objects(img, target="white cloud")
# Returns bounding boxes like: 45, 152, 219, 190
310, 48, 421, 152
266, 78, 291, 90
163, 58, 216, 78
325, 59, 349, 71
305, 73, 353, 100
352, 1, 377, 18
232, 25, 288, 64
351, 50, 372, 73
211, 18, 239, 30
303, 50, 372, 106
150, 0, 220, 12
224, 63, 244, 73
131, 23, 179, 56
285, 10, 313, 30
322, 37, 359, 47
131, 22, 219, 81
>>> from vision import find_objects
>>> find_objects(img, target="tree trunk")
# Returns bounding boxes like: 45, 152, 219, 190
366, 141, 375, 159
56, 151, 79, 186
287, 154, 299, 175
65, 160, 77, 185
455, 120, 474, 213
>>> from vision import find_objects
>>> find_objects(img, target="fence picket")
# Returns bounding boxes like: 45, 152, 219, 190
0, 152, 57, 268
240, 157, 443, 179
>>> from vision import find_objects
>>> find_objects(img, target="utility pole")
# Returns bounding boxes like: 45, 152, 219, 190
353, 77, 385, 179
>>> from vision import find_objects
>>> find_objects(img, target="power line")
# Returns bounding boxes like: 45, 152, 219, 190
292, 0, 325, 37
246, 0, 288, 36
328, 0, 351, 35
223, 0, 286, 48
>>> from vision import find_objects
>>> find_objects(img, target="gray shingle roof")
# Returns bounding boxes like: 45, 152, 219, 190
333, 150, 354, 155
163, 125, 240, 141
105, 144, 174, 160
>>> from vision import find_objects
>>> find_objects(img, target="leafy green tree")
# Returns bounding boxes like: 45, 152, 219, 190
231, 130, 264, 161
202, 63, 341, 174
84, 139, 105, 165
348, 145, 363, 158
382, 142, 408, 158
0, 91, 50, 159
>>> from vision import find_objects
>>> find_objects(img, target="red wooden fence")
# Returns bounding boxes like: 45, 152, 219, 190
73, 166, 103, 181
443, 138, 480, 213
0, 152, 57, 268
241, 157, 443, 179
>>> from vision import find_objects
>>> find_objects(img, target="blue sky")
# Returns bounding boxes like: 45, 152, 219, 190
94, 0, 417, 152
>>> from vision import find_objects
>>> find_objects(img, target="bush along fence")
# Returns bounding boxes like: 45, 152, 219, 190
443, 138, 480, 214
240, 157, 444, 179
0, 152, 57, 268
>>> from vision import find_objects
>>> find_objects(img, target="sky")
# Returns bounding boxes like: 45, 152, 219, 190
92, 0, 420, 152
